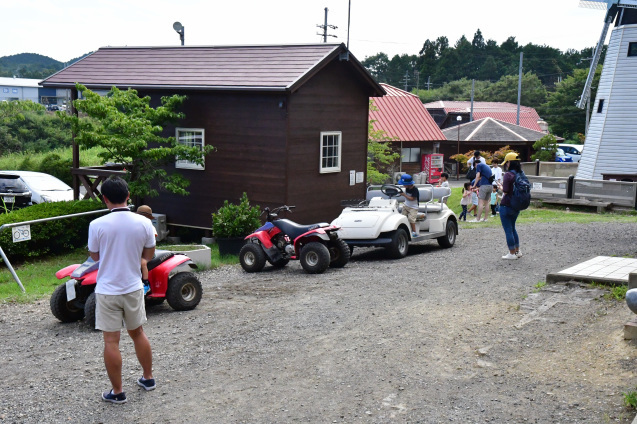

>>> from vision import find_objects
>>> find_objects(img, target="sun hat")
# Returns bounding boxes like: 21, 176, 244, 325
137, 205, 153, 219
500, 152, 520, 166
397, 174, 414, 186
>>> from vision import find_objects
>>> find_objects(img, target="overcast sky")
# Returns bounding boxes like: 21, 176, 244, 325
2, 0, 609, 63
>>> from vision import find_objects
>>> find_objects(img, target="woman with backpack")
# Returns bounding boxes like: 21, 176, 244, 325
499, 152, 526, 260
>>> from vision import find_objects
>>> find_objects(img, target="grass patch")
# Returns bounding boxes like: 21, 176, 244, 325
623, 389, 637, 409
533, 281, 546, 293
0, 245, 238, 304
589, 281, 629, 301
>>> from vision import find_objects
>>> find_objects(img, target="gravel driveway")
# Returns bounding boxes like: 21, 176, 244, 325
2, 221, 637, 423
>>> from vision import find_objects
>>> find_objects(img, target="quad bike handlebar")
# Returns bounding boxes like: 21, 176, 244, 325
262, 205, 295, 222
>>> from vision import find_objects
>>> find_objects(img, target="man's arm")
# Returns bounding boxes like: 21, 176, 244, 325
89, 251, 99, 262
142, 246, 155, 261
472, 172, 481, 189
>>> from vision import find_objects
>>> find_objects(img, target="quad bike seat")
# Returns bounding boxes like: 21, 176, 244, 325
147, 250, 175, 271
274, 219, 329, 241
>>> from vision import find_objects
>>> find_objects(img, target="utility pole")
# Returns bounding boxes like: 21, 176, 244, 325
403, 71, 410, 91
426, 76, 431, 91
414, 70, 420, 90
317, 7, 337, 42
470, 79, 475, 122
516, 52, 523, 126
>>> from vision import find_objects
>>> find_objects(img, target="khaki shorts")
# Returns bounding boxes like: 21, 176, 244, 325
401, 205, 418, 223
478, 184, 492, 201
95, 289, 147, 332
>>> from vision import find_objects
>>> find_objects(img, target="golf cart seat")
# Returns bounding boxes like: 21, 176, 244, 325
366, 185, 451, 213
274, 219, 329, 241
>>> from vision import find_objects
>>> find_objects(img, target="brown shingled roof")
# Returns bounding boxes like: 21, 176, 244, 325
41, 43, 384, 95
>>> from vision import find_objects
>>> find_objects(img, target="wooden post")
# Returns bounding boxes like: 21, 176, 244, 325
70, 87, 79, 200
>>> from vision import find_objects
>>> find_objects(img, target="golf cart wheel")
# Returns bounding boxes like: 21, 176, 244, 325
328, 239, 351, 268
268, 257, 289, 269
300, 242, 331, 274
437, 220, 457, 248
166, 272, 203, 311
239, 243, 266, 273
386, 228, 409, 259
83, 292, 97, 329
50, 282, 85, 323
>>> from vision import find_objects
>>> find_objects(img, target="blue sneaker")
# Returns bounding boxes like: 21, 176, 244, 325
102, 390, 127, 404
143, 279, 150, 295
412, 232, 418, 238
137, 376, 156, 391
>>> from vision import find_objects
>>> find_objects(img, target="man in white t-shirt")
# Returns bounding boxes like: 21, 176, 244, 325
491, 163, 503, 185
466, 150, 486, 168
88, 176, 156, 404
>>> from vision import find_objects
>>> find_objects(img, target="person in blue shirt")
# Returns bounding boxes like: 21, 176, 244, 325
470, 161, 493, 222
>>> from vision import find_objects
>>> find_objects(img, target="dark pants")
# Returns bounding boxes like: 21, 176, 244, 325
459, 205, 468, 220
499, 205, 520, 250
491, 204, 497, 215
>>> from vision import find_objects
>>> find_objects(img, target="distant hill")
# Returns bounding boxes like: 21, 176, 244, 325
0, 52, 93, 79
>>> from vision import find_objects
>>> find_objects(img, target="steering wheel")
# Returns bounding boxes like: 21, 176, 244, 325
381, 184, 403, 198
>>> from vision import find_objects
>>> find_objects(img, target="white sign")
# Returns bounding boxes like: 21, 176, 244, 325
356, 172, 364, 183
532, 182, 543, 191
349, 170, 355, 186
12, 225, 31, 242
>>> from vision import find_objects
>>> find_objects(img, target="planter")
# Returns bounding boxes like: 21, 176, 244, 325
216, 237, 246, 256
163, 244, 211, 269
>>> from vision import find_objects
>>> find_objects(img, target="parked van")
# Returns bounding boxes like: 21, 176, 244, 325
557, 144, 584, 163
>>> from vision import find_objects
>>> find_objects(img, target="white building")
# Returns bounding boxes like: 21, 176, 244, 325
0, 76, 40, 103
577, 6, 637, 180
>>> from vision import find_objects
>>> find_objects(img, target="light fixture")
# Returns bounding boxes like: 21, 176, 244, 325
173, 22, 185, 46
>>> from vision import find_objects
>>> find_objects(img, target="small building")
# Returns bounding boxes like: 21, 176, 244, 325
441, 117, 562, 164
0, 77, 40, 103
370, 84, 445, 175
41, 44, 385, 228
424, 100, 546, 133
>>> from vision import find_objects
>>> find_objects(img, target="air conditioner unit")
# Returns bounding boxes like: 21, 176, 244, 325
393, 172, 404, 183
151, 213, 168, 241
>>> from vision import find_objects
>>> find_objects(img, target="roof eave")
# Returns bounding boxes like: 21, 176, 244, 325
39, 82, 288, 92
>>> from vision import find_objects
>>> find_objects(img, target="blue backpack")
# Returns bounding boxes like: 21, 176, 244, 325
510, 170, 531, 211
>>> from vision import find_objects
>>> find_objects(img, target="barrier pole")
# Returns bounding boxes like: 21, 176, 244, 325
0, 245, 25, 292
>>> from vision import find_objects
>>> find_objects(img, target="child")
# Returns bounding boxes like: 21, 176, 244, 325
467, 182, 478, 217
459, 182, 471, 221
437, 173, 450, 204
137, 205, 157, 294
490, 184, 499, 217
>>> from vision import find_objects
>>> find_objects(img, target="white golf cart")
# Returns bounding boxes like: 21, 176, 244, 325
332, 184, 458, 259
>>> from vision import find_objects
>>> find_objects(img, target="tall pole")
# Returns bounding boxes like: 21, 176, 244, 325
470, 79, 475, 122
347, 0, 351, 50
517, 52, 523, 126
323, 8, 328, 42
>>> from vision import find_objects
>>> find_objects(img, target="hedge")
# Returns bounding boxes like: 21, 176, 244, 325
0, 200, 106, 262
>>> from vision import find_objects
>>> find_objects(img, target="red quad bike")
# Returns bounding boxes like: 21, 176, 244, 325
239, 205, 350, 274
50, 250, 203, 327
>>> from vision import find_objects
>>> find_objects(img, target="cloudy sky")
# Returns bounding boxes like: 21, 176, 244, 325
2, 0, 609, 63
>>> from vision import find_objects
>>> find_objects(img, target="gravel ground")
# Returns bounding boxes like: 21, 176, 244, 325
2, 221, 637, 423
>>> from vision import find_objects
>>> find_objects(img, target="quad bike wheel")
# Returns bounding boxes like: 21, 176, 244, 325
239, 243, 266, 272
300, 242, 331, 274
328, 239, 351, 268
50, 282, 85, 323
437, 220, 457, 248
386, 228, 409, 259
166, 272, 203, 311
84, 292, 97, 329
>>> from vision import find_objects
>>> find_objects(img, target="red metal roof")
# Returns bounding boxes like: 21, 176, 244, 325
41, 44, 384, 95
423, 100, 543, 132
370, 84, 445, 142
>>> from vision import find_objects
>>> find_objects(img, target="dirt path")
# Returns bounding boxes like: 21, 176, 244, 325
1, 221, 637, 423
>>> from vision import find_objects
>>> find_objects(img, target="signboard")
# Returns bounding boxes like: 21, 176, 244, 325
532, 182, 543, 191
349, 170, 355, 186
356, 172, 364, 183
12, 225, 31, 242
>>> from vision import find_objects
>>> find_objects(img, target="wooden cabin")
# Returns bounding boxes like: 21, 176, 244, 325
41, 44, 385, 229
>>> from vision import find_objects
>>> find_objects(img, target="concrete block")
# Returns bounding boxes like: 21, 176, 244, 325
624, 317, 637, 340
629, 272, 637, 290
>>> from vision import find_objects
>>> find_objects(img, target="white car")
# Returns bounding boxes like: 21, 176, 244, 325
332, 184, 458, 259
2, 171, 73, 204
557, 144, 584, 163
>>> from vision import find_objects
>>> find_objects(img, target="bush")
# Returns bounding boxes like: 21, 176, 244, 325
211, 193, 261, 238
0, 200, 105, 262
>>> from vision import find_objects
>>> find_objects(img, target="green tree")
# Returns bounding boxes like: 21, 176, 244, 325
481, 72, 547, 107
538, 66, 601, 139
61, 83, 214, 198
367, 100, 400, 184
531, 134, 558, 161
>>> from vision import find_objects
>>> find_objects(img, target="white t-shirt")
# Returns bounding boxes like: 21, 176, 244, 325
88, 209, 156, 295
467, 157, 486, 167
492, 166, 503, 182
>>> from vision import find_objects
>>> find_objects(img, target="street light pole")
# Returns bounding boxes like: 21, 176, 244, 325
456, 115, 462, 180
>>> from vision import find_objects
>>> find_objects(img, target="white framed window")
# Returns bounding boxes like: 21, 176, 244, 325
320, 131, 342, 173
175, 128, 205, 170
401, 147, 421, 163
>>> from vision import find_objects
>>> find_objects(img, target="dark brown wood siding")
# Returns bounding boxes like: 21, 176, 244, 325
143, 90, 288, 229
286, 59, 369, 223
